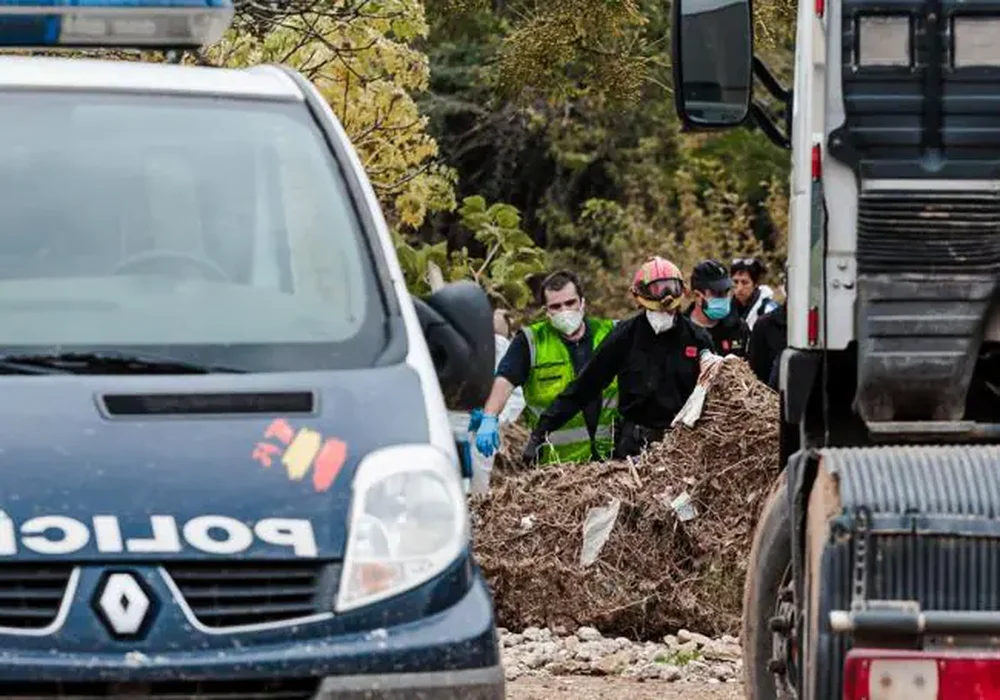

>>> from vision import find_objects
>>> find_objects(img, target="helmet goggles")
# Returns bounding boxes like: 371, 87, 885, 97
633, 277, 685, 311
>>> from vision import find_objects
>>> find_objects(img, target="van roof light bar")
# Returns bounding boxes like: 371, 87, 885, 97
0, 0, 235, 50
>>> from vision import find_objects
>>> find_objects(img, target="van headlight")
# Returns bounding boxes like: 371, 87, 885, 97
335, 445, 469, 613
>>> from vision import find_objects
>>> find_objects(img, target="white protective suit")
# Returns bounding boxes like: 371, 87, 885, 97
745, 284, 779, 331
449, 334, 525, 495
494, 333, 525, 424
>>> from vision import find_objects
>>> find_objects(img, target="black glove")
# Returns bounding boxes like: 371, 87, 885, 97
521, 432, 543, 466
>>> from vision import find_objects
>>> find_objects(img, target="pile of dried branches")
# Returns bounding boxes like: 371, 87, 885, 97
470, 359, 780, 639
495, 422, 531, 473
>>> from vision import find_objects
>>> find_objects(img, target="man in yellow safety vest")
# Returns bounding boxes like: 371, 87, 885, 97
470, 270, 618, 465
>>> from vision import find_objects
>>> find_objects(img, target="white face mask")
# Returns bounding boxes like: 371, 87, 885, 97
550, 308, 585, 336
646, 310, 676, 334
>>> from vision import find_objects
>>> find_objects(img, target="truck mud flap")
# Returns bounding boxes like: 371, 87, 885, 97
804, 445, 1000, 700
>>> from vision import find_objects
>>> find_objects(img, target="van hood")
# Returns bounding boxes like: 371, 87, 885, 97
0, 364, 431, 562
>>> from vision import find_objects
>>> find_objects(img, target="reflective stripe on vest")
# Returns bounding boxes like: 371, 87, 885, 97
544, 422, 615, 446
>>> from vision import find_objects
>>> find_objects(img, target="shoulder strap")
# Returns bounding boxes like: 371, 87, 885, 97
747, 295, 770, 329
522, 324, 538, 366
594, 317, 616, 332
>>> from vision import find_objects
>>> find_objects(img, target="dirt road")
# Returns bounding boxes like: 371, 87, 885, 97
507, 676, 744, 699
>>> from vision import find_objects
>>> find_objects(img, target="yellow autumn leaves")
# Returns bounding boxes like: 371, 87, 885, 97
211, 0, 456, 231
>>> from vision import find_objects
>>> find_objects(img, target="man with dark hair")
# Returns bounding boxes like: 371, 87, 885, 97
685, 259, 749, 357
731, 257, 778, 331
470, 269, 618, 465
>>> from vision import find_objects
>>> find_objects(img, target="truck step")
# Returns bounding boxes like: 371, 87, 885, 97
866, 420, 1000, 441
856, 237, 997, 423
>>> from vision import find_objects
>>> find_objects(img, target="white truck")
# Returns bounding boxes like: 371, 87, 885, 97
672, 1, 1000, 698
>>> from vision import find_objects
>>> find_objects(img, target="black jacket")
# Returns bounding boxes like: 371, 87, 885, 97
736, 287, 779, 329
748, 303, 787, 389
535, 312, 715, 432
686, 308, 749, 358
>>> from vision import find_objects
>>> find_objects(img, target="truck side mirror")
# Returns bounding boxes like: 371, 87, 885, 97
671, 0, 753, 128
412, 281, 495, 411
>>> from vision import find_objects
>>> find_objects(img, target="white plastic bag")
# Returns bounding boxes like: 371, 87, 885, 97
469, 446, 494, 494
580, 497, 621, 567
671, 355, 741, 428
448, 410, 495, 494
447, 410, 473, 493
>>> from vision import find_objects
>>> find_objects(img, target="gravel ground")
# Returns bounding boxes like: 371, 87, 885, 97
499, 625, 745, 698
507, 676, 744, 699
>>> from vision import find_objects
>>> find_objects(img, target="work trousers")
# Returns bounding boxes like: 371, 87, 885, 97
613, 420, 667, 459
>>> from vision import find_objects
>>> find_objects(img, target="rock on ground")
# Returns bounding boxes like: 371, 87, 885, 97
498, 625, 743, 686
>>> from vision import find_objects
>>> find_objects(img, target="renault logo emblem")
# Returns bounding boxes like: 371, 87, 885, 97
92, 572, 156, 638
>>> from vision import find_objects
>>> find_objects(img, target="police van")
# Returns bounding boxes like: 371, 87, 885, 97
0, 1, 503, 698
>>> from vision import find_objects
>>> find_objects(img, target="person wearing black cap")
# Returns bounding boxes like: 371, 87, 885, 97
686, 260, 750, 357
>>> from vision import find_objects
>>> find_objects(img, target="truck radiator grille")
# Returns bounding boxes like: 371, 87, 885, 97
165, 562, 335, 629
0, 678, 320, 699
0, 565, 74, 631
857, 191, 1000, 274
816, 447, 1000, 700
820, 534, 1000, 700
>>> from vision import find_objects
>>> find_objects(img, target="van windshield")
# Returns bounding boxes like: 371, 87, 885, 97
0, 91, 387, 372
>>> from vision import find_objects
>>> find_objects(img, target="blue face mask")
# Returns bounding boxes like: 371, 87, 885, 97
703, 296, 732, 321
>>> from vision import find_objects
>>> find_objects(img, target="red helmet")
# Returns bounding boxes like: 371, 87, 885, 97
630, 256, 685, 311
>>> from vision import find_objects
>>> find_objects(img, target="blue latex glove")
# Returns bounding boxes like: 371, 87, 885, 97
475, 414, 500, 457
468, 407, 485, 433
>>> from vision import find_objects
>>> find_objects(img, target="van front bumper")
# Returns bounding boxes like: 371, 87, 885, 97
315, 666, 504, 699
0, 565, 504, 700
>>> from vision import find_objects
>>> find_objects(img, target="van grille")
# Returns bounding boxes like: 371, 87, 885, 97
165, 562, 333, 629
857, 191, 1000, 274
0, 565, 74, 631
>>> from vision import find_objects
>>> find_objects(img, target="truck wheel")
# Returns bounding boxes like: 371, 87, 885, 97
742, 469, 798, 699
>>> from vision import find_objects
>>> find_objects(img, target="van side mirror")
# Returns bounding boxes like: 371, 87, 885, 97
412, 281, 495, 411
671, 0, 753, 128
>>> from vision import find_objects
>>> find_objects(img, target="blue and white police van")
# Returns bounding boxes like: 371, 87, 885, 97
0, 1, 503, 697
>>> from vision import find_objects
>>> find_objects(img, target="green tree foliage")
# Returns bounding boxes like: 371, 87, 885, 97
213, 0, 456, 230
496, 0, 650, 104
396, 196, 548, 306
487, 0, 793, 104
221, 1, 549, 301
422, 0, 792, 317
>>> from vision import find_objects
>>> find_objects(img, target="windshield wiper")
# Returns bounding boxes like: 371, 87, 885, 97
0, 351, 244, 375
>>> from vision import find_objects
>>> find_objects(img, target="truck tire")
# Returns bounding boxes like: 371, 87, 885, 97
742, 469, 797, 699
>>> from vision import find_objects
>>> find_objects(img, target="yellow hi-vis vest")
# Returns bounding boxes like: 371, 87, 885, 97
521, 317, 619, 464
